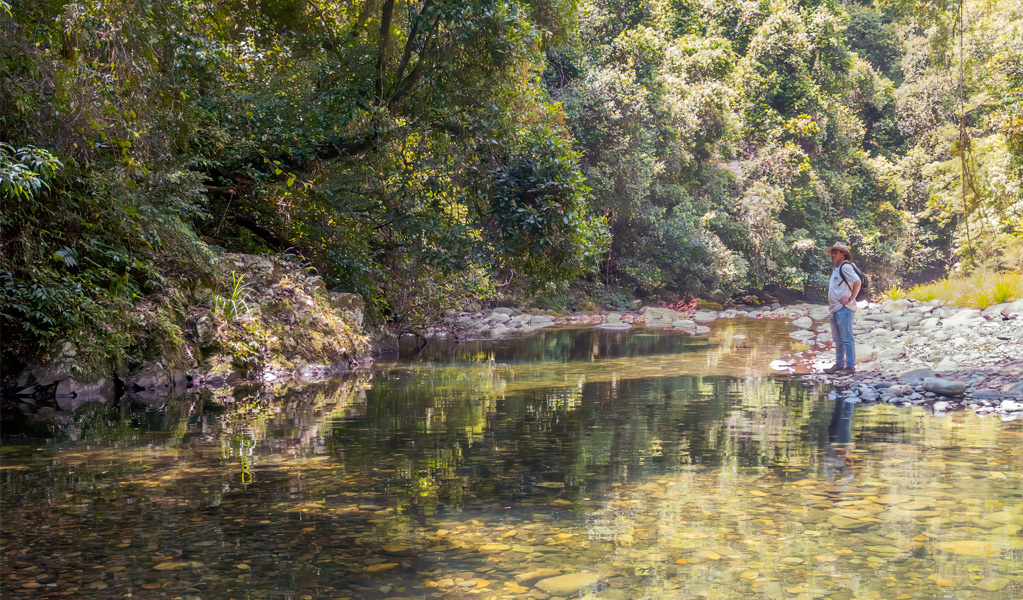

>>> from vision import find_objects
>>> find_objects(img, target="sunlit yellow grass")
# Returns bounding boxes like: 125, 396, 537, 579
880, 284, 906, 301
895, 272, 1023, 309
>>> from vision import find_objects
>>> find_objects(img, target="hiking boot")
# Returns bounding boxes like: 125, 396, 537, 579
823, 364, 845, 374
841, 366, 856, 375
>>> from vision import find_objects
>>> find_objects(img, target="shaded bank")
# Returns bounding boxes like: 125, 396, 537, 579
4, 253, 369, 408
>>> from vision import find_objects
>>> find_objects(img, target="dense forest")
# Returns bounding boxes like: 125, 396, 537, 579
2, 0, 1022, 377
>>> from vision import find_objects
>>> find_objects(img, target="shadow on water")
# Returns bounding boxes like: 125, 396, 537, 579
2, 323, 1022, 599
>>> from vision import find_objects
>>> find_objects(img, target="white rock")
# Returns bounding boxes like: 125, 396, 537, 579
1002, 299, 1023, 317
596, 322, 631, 331
792, 316, 813, 329
856, 345, 877, 362
671, 319, 696, 329
944, 309, 982, 326
882, 299, 911, 313
490, 312, 511, 323
877, 348, 903, 361
693, 311, 718, 323
808, 306, 831, 320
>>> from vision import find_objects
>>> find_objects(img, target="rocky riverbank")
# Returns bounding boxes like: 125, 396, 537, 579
431, 297, 1023, 419
5, 253, 369, 412
803, 298, 1023, 420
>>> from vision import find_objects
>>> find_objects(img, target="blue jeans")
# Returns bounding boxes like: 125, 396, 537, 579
829, 307, 855, 368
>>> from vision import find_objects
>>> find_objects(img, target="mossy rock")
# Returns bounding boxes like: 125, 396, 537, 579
698, 300, 723, 310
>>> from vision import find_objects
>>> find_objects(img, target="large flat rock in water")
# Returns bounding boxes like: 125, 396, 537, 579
536, 572, 600, 595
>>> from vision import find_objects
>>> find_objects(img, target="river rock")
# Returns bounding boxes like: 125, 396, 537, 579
493, 307, 515, 315
516, 569, 562, 584
596, 322, 632, 331
490, 312, 511, 323
128, 362, 172, 391
693, 311, 718, 323
934, 358, 959, 372
808, 306, 830, 320
54, 377, 115, 401
856, 345, 876, 362
672, 319, 696, 329
327, 292, 365, 326
1002, 299, 1023, 316
876, 348, 903, 362
535, 572, 599, 595
923, 378, 968, 396
792, 316, 813, 329
944, 309, 982, 326
898, 368, 935, 383
882, 299, 911, 313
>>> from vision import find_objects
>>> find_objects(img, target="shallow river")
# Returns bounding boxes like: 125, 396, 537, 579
2, 321, 1021, 599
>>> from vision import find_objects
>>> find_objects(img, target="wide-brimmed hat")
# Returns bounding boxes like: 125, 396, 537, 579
824, 242, 852, 258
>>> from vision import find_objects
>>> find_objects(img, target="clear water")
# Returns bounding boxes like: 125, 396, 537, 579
2, 321, 1021, 599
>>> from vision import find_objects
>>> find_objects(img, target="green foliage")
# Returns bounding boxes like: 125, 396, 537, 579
0, 144, 61, 204
213, 272, 251, 320
491, 124, 610, 286
2, 0, 1021, 378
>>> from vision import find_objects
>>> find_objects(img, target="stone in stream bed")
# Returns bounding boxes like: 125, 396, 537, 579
828, 515, 871, 530
535, 572, 600, 595
973, 578, 1010, 592
515, 568, 561, 584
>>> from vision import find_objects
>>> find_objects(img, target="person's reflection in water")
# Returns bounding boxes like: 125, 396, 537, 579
825, 397, 857, 484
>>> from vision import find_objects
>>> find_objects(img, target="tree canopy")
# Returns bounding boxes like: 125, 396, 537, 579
2, 0, 1022, 373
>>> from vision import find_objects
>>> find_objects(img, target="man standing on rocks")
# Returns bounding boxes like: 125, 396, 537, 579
824, 242, 860, 375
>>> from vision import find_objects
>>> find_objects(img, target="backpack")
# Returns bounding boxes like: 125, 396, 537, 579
838, 261, 869, 302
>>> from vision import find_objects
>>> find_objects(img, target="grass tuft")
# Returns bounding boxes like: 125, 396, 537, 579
904, 271, 1023, 308
881, 284, 906, 300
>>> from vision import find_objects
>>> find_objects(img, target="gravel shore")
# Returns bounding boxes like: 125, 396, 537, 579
435, 298, 1023, 419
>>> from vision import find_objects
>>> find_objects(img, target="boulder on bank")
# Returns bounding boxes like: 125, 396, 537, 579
898, 368, 935, 383
923, 378, 968, 396
792, 316, 813, 329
